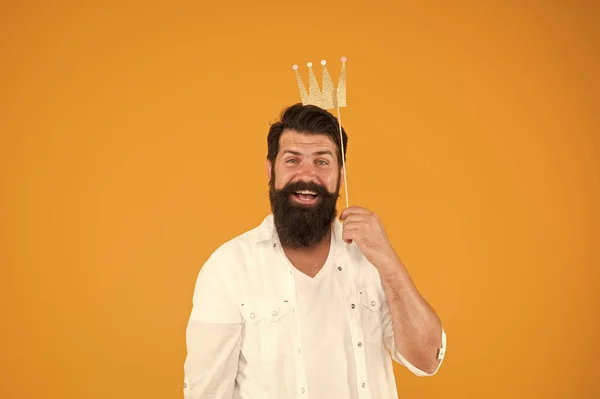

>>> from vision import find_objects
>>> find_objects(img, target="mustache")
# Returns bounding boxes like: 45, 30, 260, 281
277, 181, 335, 198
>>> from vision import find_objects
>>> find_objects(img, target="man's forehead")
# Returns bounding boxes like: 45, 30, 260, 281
279, 129, 336, 148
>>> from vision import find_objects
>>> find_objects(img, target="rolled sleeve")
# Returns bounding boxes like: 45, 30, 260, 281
388, 327, 447, 377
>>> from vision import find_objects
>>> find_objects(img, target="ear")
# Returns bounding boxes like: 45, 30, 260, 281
339, 166, 345, 185
266, 159, 273, 180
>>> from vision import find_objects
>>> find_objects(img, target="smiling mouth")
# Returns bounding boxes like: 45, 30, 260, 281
292, 190, 319, 204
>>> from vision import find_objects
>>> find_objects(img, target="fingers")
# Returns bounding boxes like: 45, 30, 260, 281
341, 227, 355, 244
340, 213, 372, 223
341, 221, 361, 244
341, 221, 361, 230
340, 206, 372, 220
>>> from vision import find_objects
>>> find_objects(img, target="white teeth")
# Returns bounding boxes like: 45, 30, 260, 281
296, 190, 317, 195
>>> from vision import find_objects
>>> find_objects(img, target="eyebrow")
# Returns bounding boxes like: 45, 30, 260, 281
282, 149, 335, 157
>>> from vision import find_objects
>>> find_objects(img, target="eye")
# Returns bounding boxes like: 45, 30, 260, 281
316, 160, 329, 165
286, 158, 299, 163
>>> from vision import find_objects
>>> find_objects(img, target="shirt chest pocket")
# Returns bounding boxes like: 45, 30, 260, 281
360, 286, 383, 343
240, 298, 292, 363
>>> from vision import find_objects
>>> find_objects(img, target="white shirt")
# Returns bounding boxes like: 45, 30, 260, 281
290, 227, 356, 398
183, 215, 447, 399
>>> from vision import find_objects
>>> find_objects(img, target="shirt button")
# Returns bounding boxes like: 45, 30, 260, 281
337, 266, 342, 271
362, 383, 366, 388
371, 301, 377, 307
351, 304, 356, 309
272, 310, 277, 316
250, 313, 255, 319
301, 387, 306, 394
358, 342, 362, 347
298, 348, 301, 354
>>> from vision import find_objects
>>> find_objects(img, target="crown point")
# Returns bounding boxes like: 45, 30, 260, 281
307, 62, 313, 67
292, 64, 298, 70
341, 56, 347, 62
321, 60, 327, 65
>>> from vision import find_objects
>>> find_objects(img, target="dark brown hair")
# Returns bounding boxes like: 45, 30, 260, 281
266, 103, 348, 166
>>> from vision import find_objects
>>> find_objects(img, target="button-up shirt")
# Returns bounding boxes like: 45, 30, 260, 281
183, 215, 447, 399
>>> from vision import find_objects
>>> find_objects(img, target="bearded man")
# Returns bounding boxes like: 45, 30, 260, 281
183, 104, 447, 399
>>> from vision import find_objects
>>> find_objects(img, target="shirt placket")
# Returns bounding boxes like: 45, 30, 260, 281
272, 241, 310, 399
334, 245, 373, 399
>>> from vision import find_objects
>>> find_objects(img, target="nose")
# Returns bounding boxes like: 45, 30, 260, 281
295, 161, 318, 183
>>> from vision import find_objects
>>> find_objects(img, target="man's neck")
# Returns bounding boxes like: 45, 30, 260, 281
281, 230, 332, 278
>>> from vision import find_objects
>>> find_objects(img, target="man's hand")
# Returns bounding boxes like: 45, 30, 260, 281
339, 206, 400, 269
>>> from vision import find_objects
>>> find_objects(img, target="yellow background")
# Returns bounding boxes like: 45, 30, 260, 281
1, 1, 598, 398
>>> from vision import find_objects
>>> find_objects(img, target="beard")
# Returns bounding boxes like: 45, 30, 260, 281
269, 175, 340, 248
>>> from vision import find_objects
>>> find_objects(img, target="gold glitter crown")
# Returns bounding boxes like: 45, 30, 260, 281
292, 57, 347, 110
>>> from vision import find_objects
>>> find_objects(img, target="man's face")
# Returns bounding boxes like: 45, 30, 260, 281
267, 129, 343, 248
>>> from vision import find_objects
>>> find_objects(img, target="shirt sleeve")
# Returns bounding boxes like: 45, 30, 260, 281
380, 292, 448, 377
183, 248, 243, 398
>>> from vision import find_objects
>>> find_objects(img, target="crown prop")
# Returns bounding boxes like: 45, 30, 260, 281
291, 57, 350, 208
292, 57, 347, 110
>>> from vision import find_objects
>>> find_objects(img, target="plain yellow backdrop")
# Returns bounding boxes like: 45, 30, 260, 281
1, 1, 599, 398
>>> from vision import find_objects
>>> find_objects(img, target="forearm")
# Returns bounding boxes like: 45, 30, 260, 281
378, 257, 443, 374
